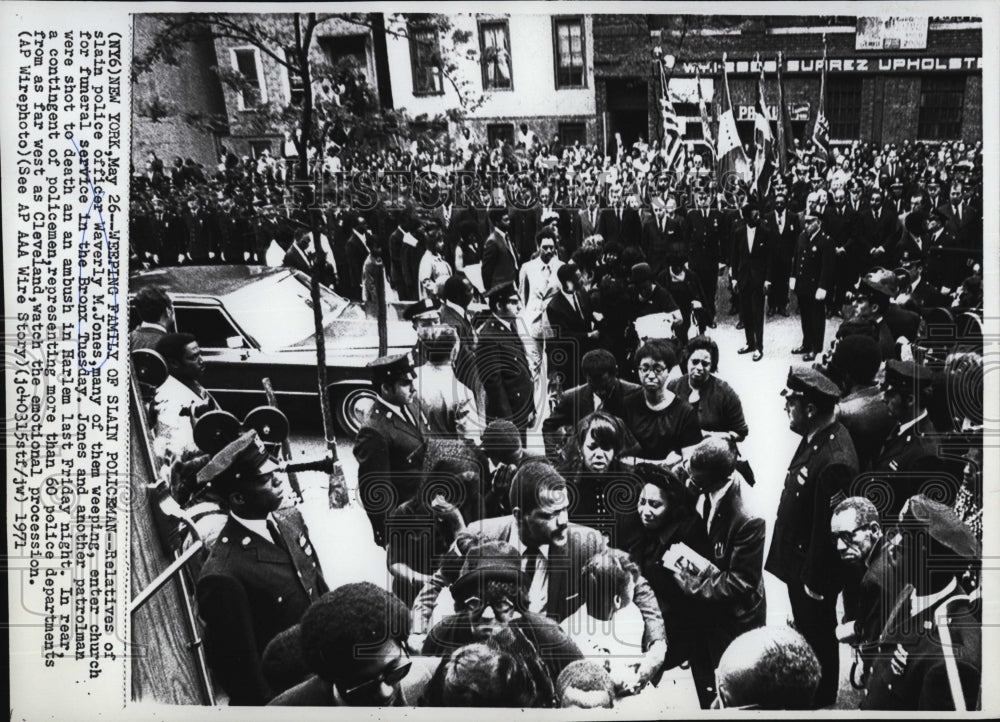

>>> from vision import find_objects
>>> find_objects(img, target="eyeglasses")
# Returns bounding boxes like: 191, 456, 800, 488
638, 364, 668, 376
462, 596, 515, 615
831, 525, 868, 546
340, 651, 412, 698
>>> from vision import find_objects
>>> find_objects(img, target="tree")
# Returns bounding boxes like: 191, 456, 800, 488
133, 12, 480, 506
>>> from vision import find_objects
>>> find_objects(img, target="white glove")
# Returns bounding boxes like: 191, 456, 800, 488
815, 288, 827, 302
209, 251, 216, 259
789, 277, 797, 292
177, 253, 185, 263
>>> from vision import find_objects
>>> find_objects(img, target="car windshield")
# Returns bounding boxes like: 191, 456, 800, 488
222, 271, 354, 349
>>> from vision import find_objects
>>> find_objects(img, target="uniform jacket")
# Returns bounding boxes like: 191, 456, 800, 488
836, 386, 895, 471
765, 421, 859, 597
354, 397, 427, 544
861, 584, 981, 710
197, 508, 327, 705
867, 414, 942, 518
640, 214, 687, 274
598, 207, 641, 247
792, 228, 836, 294
770, 209, 803, 264
685, 208, 725, 271
474, 315, 535, 425
686, 481, 767, 633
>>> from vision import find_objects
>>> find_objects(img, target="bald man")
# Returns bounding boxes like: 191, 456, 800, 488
713, 626, 821, 710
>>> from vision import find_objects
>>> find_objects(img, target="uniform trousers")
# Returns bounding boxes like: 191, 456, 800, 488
797, 289, 827, 354
788, 581, 839, 708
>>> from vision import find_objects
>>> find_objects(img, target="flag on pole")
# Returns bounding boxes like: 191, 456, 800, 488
717, 53, 751, 188
696, 68, 716, 159
775, 52, 795, 175
753, 58, 776, 197
658, 60, 686, 170
812, 36, 831, 166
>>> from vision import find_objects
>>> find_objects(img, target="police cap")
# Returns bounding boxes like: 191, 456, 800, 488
486, 280, 519, 303
402, 297, 441, 322
367, 353, 415, 387
197, 429, 279, 492
882, 359, 934, 393
781, 365, 841, 405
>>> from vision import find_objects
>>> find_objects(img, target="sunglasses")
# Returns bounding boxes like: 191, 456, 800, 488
340, 651, 411, 698
462, 596, 515, 615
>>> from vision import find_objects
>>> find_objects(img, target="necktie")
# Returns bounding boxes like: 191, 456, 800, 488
617, 208, 622, 222
266, 518, 287, 551
659, 214, 665, 233
591, 210, 597, 227
701, 494, 713, 531
524, 546, 541, 581
955, 205, 961, 222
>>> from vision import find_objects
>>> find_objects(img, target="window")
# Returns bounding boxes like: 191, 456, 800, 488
487, 123, 515, 150
826, 76, 862, 140
284, 48, 305, 105
408, 24, 444, 95
558, 122, 587, 147
479, 20, 512, 91
230, 47, 267, 109
174, 307, 244, 350
918, 76, 965, 140
553, 17, 586, 89
249, 139, 277, 159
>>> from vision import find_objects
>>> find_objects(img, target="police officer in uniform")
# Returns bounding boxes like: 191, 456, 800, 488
861, 495, 981, 711
765, 366, 859, 708
354, 353, 427, 547
196, 430, 328, 705
791, 212, 836, 361
864, 360, 943, 519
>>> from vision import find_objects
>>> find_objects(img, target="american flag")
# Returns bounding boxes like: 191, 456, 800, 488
812, 37, 831, 165
659, 60, 686, 170
696, 69, 716, 159
753, 60, 776, 197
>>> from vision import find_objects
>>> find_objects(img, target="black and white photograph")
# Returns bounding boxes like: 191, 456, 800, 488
6, 4, 992, 717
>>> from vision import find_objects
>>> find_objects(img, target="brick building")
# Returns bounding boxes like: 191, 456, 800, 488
595, 15, 982, 155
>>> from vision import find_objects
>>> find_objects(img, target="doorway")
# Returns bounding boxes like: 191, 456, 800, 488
605, 79, 649, 155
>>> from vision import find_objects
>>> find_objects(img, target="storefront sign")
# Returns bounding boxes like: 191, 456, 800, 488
674, 56, 982, 76
856, 17, 929, 50
736, 103, 811, 122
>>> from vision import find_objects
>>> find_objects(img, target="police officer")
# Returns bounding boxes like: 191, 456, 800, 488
765, 366, 859, 708
404, 297, 443, 367
196, 430, 328, 705
864, 360, 943, 519
861, 495, 981, 711
353, 353, 427, 547
791, 213, 836, 361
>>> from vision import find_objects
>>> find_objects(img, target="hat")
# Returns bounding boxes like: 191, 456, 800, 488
859, 269, 898, 299
197, 429, 279, 490
402, 297, 441, 322
781, 365, 841, 405
882, 359, 934, 392
366, 353, 415, 387
486, 280, 518, 302
901, 495, 980, 559
450, 540, 526, 605
630, 262, 654, 284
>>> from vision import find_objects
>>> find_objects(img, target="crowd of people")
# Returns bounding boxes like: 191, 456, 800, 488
129, 125, 984, 710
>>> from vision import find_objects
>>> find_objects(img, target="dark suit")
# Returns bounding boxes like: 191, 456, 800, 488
282, 243, 312, 274
769, 210, 802, 312
840, 536, 900, 682
641, 214, 687, 275
765, 421, 859, 707
856, 205, 900, 272
475, 315, 535, 435
685, 482, 767, 707
730, 222, 774, 352
793, 228, 836, 354
510, 204, 541, 264
197, 508, 327, 705
862, 585, 981, 710
574, 207, 600, 249
542, 379, 641, 457
823, 202, 860, 306
481, 229, 519, 291
545, 290, 594, 391
353, 398, 427, 547
598, 207, 641, 248
182, 208, 218, 263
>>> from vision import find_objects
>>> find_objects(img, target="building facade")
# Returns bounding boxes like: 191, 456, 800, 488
595, 15, 982, 156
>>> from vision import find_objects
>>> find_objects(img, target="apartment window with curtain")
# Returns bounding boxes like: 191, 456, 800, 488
479, 19, 513, 91
231, 47, 267, 109
826, 76, 862, 140
284, 48, 304, 105
918, 76, 965, 140
552, 17, 586, 89
408, 24, 444, 95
